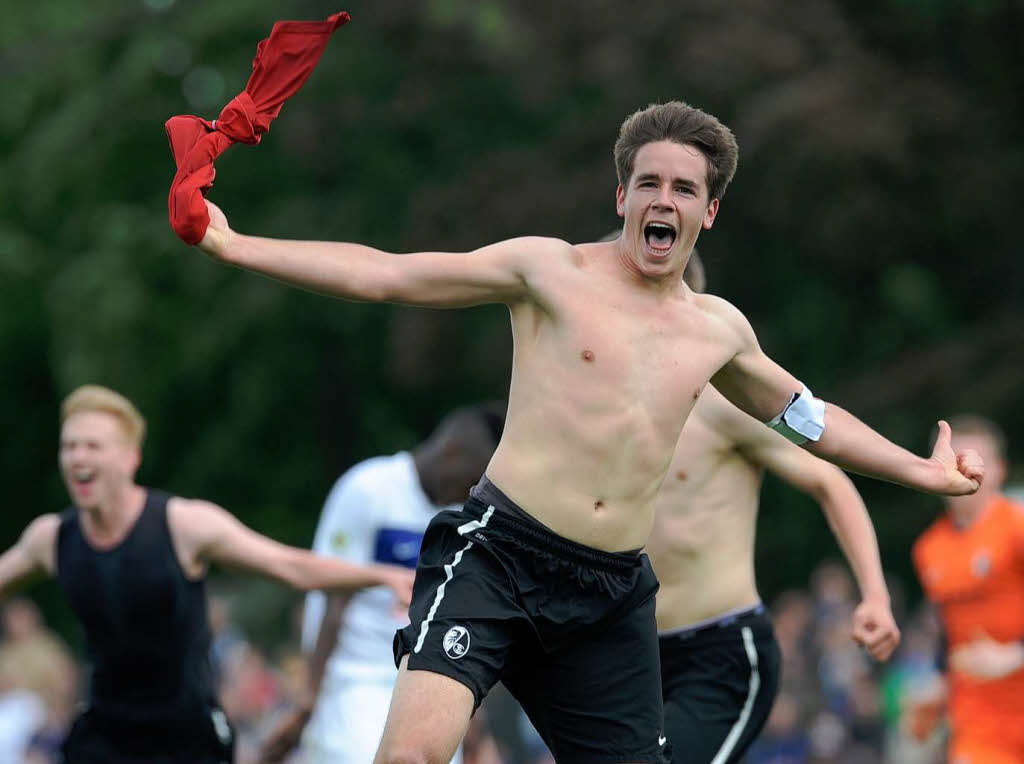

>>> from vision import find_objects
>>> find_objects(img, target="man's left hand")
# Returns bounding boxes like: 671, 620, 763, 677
851, 599, 901, 661
950, 632, 1024, 680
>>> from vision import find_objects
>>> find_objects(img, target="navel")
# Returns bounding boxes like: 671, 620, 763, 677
581, 349, 595, 362
594, 499, 605, 511
693, 386, 703, 400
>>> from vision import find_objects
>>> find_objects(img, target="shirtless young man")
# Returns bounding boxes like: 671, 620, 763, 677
647, 251, 900, 763
0, 385, 413, 763
192, 101, 982, 763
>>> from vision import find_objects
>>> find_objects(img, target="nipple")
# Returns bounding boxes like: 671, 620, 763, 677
581, 349, 595, 362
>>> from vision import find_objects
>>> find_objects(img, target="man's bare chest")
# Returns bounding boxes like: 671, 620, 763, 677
547, 298, 729, 398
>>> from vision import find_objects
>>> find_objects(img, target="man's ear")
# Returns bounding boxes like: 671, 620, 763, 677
702, 198, 720, 230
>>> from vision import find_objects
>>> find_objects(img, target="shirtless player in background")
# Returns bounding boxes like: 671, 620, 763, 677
648, 250, 899, 763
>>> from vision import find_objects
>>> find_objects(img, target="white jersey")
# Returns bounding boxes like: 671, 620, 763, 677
302, 451, 453, 683
301, 452, 463, 762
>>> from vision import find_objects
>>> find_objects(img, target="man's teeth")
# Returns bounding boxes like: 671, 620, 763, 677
74, 469, 96, 481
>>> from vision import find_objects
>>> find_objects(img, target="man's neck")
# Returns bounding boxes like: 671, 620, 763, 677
81, 483, 146, 542
410, 447, 441, 506
609, 244, 689, 296
947, 491, 997, 529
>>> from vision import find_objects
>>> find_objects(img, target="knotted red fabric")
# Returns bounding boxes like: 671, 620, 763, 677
166, 12, 350, 244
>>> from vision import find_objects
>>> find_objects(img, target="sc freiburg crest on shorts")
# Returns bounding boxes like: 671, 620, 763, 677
443, 626, 470, 659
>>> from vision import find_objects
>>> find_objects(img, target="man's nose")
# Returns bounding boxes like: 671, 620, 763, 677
653, 185, 674, 208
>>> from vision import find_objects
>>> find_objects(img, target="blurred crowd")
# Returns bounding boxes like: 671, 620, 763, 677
745, 564, 946, 764
0, 559, 956, 764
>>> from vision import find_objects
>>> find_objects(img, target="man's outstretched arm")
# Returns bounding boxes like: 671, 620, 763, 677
169, 499, 414, 603
717, 400, 898, 660
197, 200, 558, 308
706, 296, 983, 496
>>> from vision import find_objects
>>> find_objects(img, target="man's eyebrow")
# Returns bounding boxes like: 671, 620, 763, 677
634, 172, 699, 189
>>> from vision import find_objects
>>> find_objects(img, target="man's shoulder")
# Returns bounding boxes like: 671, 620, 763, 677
994, 494, 1024, 517
512, 236, 584, 277
166, 495, 214, 515
487, 235, 577, 264
990, 494, 1024, 535
513, 235, 575, 252
320, 453, 414, 525
165, 497, 227, 543
693, 292, 744, 323
22, 514, 62, 553
685, 294, 760, 367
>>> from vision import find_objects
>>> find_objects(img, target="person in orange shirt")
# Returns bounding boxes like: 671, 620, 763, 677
912, 415, 1024, 764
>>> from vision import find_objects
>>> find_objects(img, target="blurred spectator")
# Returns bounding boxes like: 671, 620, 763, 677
0, 681, 45, 764
0, 599, 76, 764
209, 593, 247, 687
220, 643, 282, 762
747, 692, 810, 763
463, 708, 505, 764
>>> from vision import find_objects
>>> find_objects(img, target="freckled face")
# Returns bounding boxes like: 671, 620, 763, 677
616, 141, 720, 279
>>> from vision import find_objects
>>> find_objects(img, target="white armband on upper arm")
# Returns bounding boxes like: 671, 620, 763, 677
766, 384, 826, 445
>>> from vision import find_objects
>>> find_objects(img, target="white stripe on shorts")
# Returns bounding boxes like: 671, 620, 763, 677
710, 626, 761, 764
412, 505, 495, 654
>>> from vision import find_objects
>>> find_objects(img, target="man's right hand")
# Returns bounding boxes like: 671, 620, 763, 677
851, 599, 900, 661
259, 706, 310, 763
378, 565, 416, 611
198, 200, 233, 260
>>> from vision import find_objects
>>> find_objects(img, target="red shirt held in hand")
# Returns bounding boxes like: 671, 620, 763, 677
166, 12, 350, 245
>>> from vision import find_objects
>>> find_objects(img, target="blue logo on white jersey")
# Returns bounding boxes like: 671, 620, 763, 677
373, 528, 423, 568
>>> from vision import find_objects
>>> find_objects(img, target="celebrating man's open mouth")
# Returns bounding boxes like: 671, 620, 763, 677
644, 222, 677, 254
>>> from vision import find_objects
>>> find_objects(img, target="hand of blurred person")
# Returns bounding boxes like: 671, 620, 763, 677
850, 598, 900, 661
377, 565, 416, 612
903, 677, 946, 742
928, 421, 985, 495
258, 706, 311, 763
198, 200, 234, 260
950, 631, 1024, 680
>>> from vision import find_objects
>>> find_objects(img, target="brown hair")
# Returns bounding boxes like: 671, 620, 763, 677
61, 385, 147, 449
614, 101, 739, 201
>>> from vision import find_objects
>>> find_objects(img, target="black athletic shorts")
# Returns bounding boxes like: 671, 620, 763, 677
61, 705, 234, 764
394, 477, 670, 763
659, 605, 780, 764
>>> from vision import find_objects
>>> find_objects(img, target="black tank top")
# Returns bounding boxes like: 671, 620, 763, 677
56, 489, 216, 726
